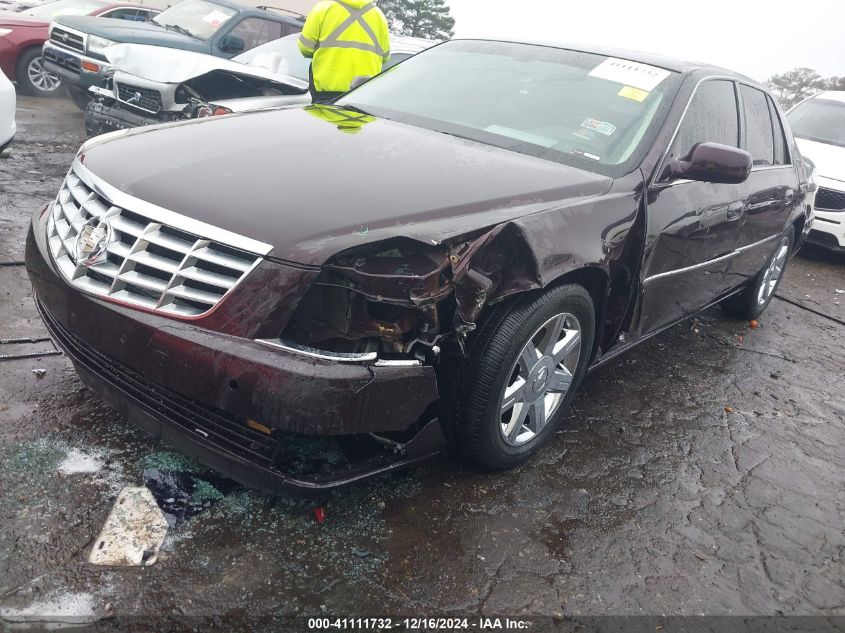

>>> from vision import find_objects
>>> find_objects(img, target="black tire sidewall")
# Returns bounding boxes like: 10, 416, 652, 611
460, 284, 595, 469
16, 48, 60, 97
67, 87, 91, 111
747, 228, 794, 319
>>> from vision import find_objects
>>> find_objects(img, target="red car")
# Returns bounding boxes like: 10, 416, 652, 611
0, 0, 158, 96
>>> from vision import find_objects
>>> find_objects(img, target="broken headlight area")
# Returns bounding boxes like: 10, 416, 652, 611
279, 226, 541, 359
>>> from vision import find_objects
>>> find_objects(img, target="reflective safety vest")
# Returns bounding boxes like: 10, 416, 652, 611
298, 0, 390, 94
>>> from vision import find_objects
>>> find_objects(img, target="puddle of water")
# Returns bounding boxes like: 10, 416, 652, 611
0, 591, 97, 626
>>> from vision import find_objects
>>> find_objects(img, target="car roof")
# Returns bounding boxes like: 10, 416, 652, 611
200, 0, 303, 22
455, 38, 758, 83
811, 90, 845, 103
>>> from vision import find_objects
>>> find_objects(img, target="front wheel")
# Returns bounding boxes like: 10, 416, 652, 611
450, 284, 595, 470
721, 226, 794, 320
67, 86, 92, 111
16, 49, 62, 97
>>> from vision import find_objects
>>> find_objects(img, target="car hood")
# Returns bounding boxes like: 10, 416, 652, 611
78, 107, 613, 265
795, 137, 845, 184
56, 15, 205, 50
104, 43, 308, 91
0, 10, 46, 26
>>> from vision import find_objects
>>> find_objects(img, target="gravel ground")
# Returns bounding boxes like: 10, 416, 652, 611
1, 96, 843, 631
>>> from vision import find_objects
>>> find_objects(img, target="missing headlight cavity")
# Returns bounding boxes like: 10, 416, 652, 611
281, 225, 541, 357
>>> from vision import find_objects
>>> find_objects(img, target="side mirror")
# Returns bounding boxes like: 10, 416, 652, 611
666, 142, 752, 185
219, 34, 245, 54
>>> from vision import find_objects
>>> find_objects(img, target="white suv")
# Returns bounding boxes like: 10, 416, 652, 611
787, 91, 845, 251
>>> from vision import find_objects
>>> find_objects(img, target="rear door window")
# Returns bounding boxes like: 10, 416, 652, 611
740, 84, 775, 166
670, 79, 740, 160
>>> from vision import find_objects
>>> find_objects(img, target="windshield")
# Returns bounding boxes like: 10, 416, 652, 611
23, 0, 107, 20
787, 98, 845, 148
152, 0, 237, 40
339, 40, 682, 177
234, 33, 310, 80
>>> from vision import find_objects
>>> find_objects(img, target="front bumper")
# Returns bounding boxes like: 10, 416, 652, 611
42, 41, 109, 91
85, 99, 166, 135
808, 178, 845, 251
26, 207, 442, 493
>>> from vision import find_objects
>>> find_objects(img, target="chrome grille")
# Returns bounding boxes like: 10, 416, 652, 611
50, 27, 85, 54
815, 187, 845, 212
115, 82, 163, 114
46, 166, 263, 317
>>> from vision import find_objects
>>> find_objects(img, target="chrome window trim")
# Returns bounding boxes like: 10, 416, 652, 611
643, 234, 779, 285
255, 339, 378, 363
72, 159, 273, 256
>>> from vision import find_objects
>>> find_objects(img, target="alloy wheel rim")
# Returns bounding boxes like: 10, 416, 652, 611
757, 237, 789, 306
498, 312, 582, 447
28, 57, 61, 92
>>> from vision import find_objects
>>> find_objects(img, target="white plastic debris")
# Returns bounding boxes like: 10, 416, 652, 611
30, 368, 46, 378
835, 289, 844, 295
89, 487, 168, 567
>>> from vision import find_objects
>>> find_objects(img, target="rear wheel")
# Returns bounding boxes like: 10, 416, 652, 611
16, 48, 62, 97
721, 226, 794, 320
450, 284, 595, 470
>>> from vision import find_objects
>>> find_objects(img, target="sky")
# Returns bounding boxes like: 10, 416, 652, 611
447, 0, 845, 82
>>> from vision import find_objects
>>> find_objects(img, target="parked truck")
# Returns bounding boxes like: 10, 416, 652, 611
42, 0, 304, 108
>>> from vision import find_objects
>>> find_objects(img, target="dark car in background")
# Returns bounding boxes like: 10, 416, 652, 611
26, 40, 813, 493
0, 0, 157, 96
42, 0, 303, 108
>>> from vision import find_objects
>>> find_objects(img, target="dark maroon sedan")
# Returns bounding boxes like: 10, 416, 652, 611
0, 0, 157, 96
26, 40, 813, 494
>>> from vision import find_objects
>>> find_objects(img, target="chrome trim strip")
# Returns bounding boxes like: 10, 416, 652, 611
375, 359, 423, 367
643, 234, 779, 284
255, 339, 378, 363
72, 159, 273, 256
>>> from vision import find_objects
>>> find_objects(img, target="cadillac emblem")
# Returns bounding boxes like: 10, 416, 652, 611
73, 217, 114, 267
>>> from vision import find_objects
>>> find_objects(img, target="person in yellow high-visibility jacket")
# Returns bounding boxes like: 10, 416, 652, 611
298, 0, 390, 103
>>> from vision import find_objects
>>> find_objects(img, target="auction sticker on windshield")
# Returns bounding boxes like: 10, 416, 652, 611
589, 58, 671, 91
203, 9, 230, 25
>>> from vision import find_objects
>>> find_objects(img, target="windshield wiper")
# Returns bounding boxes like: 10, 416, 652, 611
337, 102, 374, 116
161, 23, 199, 39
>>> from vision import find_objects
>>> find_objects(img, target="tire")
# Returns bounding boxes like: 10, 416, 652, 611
450, 284, 595, 470
15, 48, 62, 97
721, 226, 794, 320
68, 86, 92, 111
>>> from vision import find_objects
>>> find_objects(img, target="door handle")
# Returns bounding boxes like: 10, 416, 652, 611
726, 201, 745, 221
